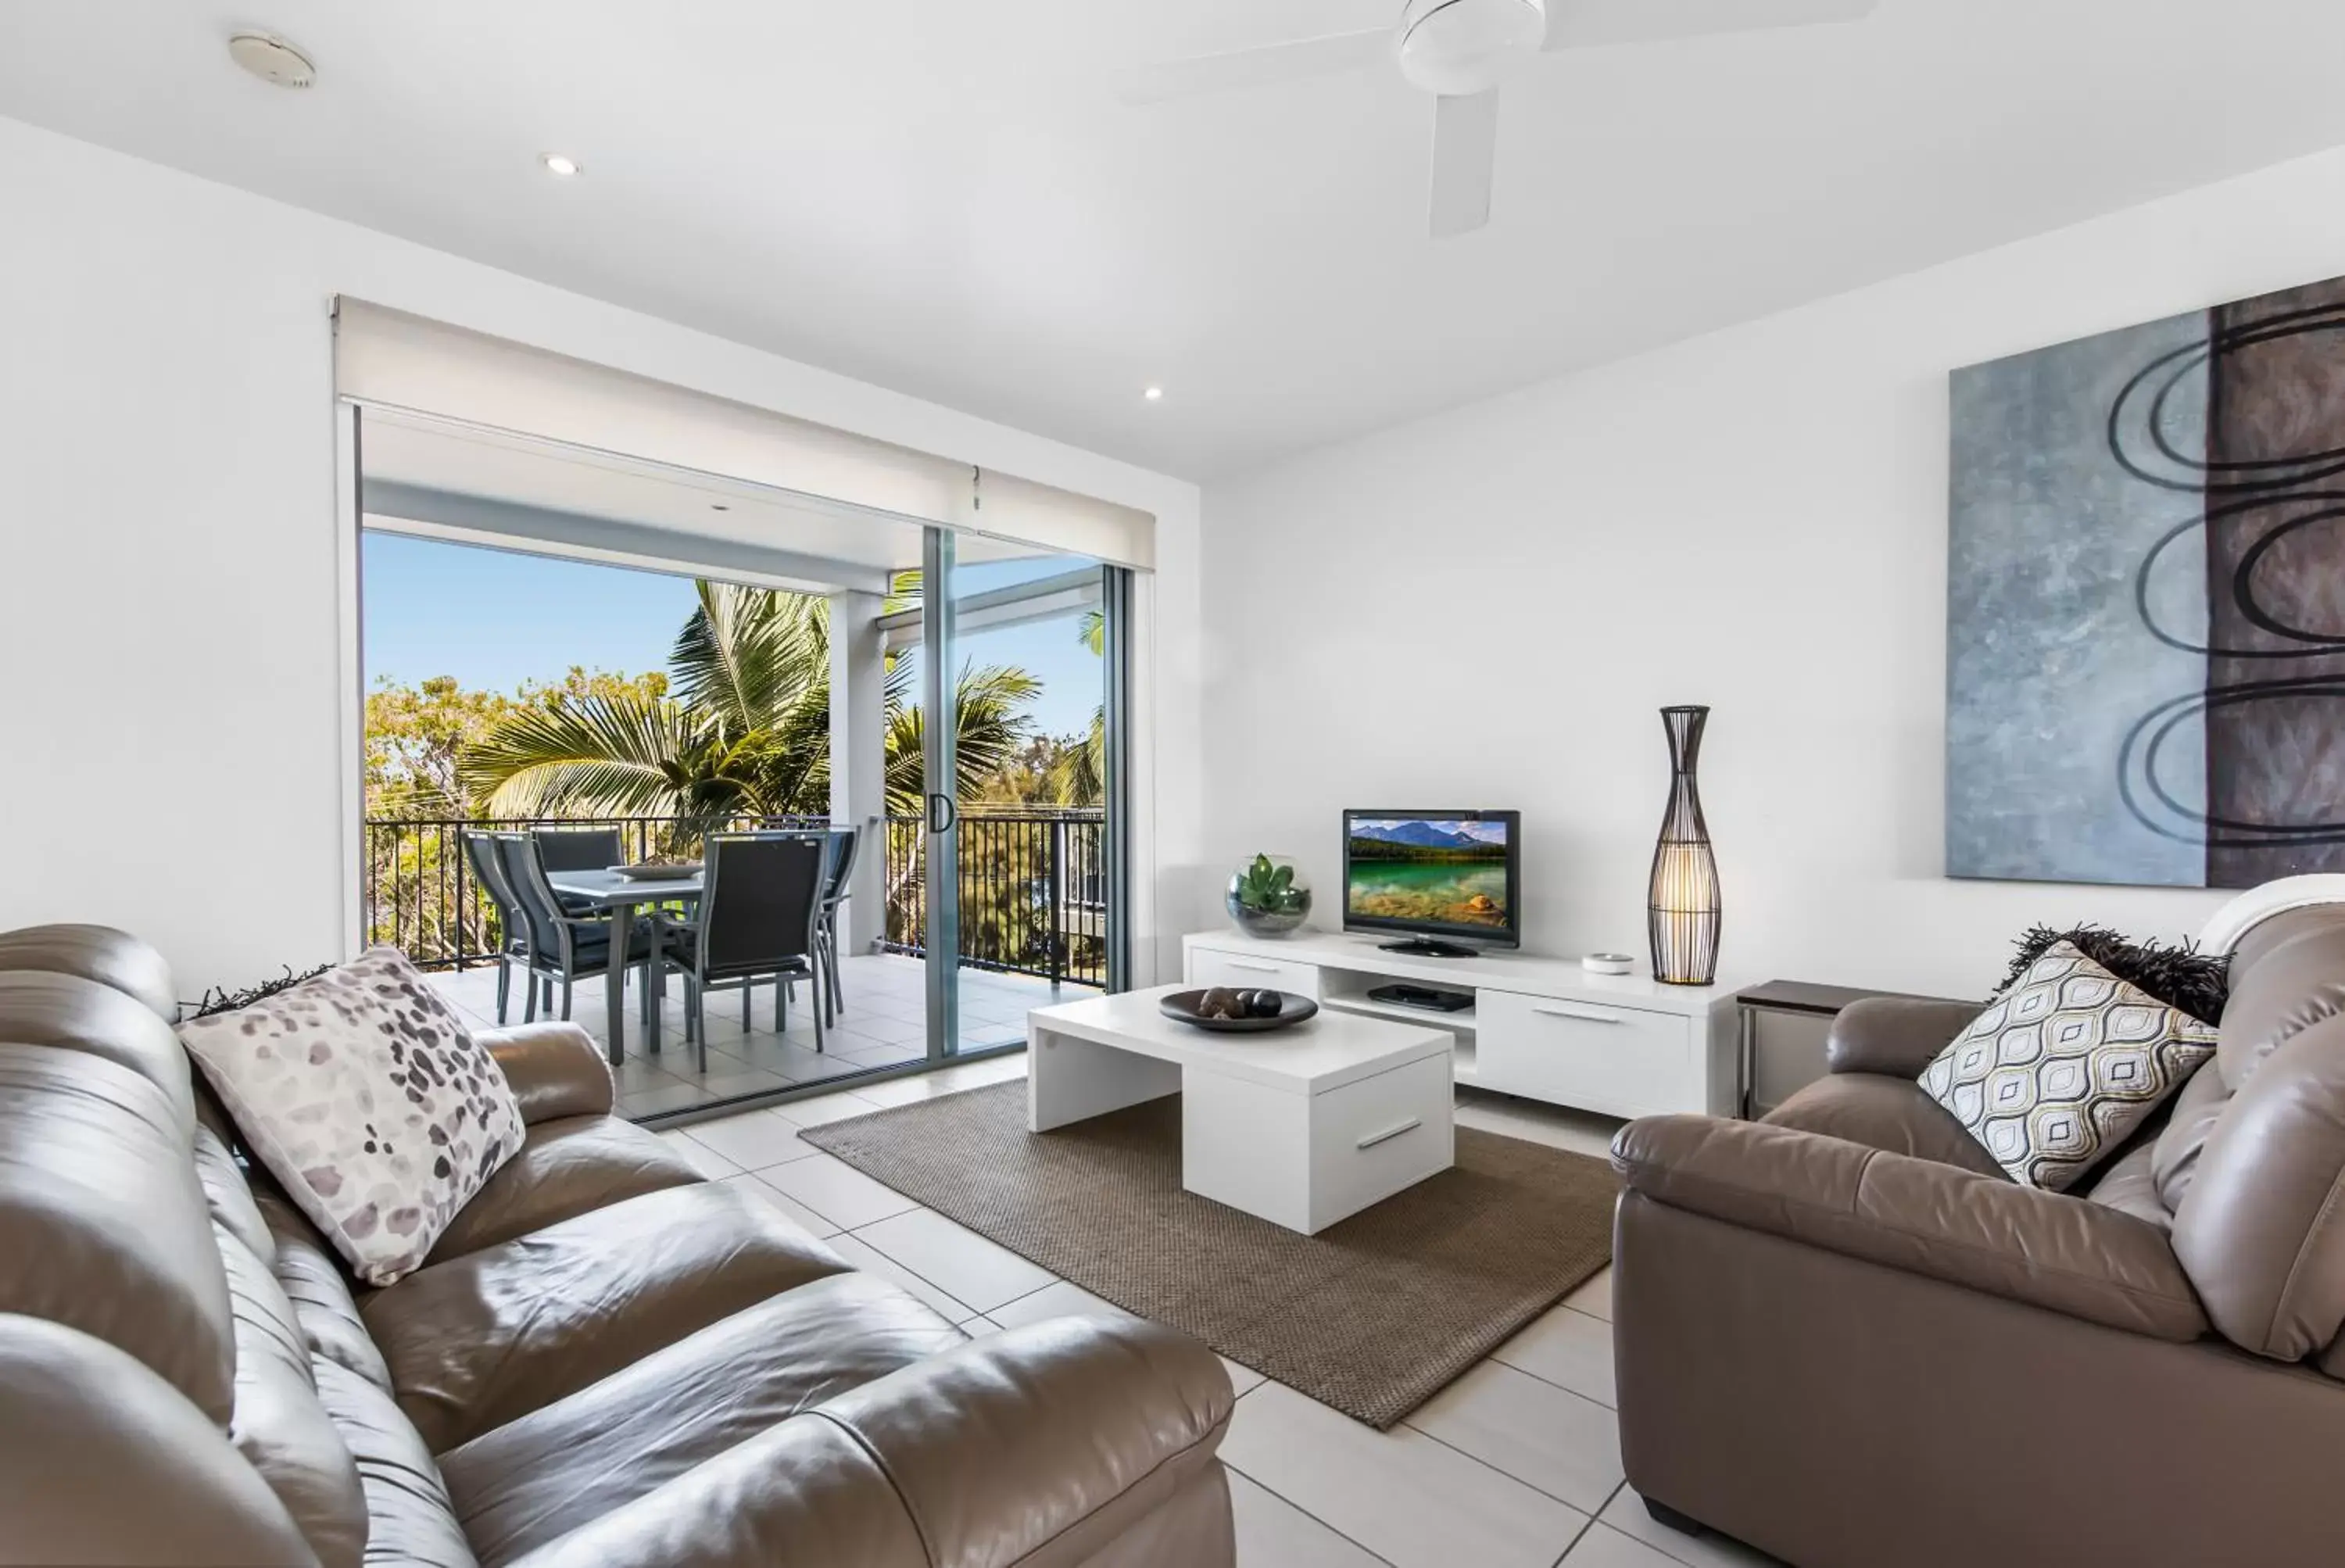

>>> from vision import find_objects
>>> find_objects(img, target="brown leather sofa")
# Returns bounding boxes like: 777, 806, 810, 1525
1611, 905, 2345, 1568
0, 924, 1235, 1567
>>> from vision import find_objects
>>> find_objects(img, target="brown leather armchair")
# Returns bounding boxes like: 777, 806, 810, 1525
1611, 907, 2345, 1568
0, 924, 1235, 1567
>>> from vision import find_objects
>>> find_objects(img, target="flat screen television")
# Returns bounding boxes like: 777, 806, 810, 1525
1341, 810, 1522, 958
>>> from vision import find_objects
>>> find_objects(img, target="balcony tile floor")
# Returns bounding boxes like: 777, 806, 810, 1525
647, 1064, 1778, 1568
428, 951, 1093, 1120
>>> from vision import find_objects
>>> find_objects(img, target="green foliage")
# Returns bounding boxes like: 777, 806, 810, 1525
1043, 718, 1103, 808
366, 572, 1108, 977
1047, 609, 1106, 808
369, 570, 1122, 825
881, 658, 1042, 814
455, 582, 1041, 827
365, 668, 667, 820
1233, 854, 1305, 915
460, 583, 831, 826
973, 733, 1090, 807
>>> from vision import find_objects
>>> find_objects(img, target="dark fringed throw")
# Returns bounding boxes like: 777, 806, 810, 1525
1996, 925, 2229, 1025
186, 962, 334, 1019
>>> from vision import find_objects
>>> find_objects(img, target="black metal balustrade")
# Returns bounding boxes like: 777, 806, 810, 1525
362, 810, 1106, 987
879, 810, 1107, 987
361, 814, 822, 972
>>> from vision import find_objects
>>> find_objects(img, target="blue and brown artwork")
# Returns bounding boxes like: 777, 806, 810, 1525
1948, 275, 2345, 887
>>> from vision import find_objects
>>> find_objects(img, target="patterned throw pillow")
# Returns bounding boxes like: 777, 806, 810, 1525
178, 947, 525, 1285
1918, 942, 2217, 1192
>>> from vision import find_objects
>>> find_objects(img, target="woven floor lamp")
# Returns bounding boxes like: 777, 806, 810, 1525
1648, 705, 1720, 986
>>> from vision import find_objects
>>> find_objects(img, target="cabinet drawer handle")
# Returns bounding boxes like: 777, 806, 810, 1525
1534, 1004, 1623, 1025
1355, 1117, 1422, 1151
1225, 960, 1280, 974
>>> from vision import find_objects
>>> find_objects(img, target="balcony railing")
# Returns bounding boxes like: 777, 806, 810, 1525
362, 810, 1106, 988
879, 810, 1107, 988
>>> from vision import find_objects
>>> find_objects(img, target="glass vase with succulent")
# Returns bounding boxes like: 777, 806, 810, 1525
1226, 854, 1312, 937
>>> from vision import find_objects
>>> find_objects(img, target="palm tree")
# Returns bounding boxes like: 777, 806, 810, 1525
883, 660, 1044, 814
1046, 608, 1107, 807
460, 580, 1037, 832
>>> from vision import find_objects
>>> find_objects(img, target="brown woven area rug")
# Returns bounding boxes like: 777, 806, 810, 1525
800, 1082, 1618, 1428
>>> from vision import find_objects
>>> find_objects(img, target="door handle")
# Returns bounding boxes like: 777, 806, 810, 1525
1534, 1004, 1623, 1025
1356, 1117, 1422, 1151
925, 794, 958, 835
1226, 960, 1280, 974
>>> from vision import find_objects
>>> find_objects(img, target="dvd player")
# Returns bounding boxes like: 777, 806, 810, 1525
1366, 982, 1473, 1014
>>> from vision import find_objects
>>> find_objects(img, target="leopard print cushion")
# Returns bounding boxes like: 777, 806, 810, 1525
178, 947, 524, 1286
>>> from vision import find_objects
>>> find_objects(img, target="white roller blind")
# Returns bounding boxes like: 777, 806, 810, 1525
333, 299, 1155, 569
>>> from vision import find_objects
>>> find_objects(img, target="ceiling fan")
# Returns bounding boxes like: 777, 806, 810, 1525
1121, 0, 1880, 239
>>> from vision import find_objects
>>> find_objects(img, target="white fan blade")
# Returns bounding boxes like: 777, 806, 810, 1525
1117, 29, 1390, 106
1545, 0, 1877, 50
1429, 90, 1500, 240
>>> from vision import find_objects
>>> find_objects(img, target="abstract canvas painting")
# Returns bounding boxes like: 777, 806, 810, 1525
1948, 274, 2345, 887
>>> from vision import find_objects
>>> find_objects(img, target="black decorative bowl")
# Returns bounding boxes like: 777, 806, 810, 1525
1158, 989, 1319, 1033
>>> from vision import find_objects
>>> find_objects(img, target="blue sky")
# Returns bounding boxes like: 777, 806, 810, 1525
363, 532, 1104, 738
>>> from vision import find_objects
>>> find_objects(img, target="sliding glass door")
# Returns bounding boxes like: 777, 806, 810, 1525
349, 385, 1137, 1123
918, 530, 1124, 1060
920, 527, 965, 1055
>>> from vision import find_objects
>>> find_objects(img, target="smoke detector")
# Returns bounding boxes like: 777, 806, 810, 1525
228, 32, 316, 89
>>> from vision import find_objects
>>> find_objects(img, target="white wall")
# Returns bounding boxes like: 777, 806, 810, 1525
0, 115, 1201, 995
1200, 142, 2345, 1000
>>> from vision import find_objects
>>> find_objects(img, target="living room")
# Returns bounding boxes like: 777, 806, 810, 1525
8, 4, 2345, 1566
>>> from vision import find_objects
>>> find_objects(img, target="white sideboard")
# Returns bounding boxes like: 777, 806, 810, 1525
1182, 929, 1740, 1120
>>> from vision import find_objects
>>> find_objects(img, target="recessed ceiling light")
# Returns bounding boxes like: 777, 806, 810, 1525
228, 32, 315, 88
1144, 386, 1164, 402
541, 152, 582, 177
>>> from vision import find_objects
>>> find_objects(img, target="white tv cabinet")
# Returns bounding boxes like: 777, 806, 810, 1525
1182, 929, 1740, 1121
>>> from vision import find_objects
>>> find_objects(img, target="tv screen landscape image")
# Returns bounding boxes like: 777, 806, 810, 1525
1344, 813, 1516, 938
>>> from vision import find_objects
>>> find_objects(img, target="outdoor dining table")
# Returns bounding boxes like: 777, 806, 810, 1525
546, 867, 703, 1066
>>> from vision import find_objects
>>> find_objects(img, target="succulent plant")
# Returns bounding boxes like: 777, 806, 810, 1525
1233, 854, 1307, 915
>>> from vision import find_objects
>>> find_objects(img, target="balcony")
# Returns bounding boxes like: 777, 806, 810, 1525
367, 810, 1104, 1119
425, 950, 1073, 1119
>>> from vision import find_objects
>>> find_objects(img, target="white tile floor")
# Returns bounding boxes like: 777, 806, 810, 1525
657, 1066, 1780, 1568
429, 953, 1093, 1120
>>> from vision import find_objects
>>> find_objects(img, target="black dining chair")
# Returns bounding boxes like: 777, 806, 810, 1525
736, 825, 840, 1022
661, 834, 826, 1070
495, 832, 674, 1037
532, 825, 623, 871
532, 826, 624, 915
814, 825, 860, 1027
460, 829, 532, 1024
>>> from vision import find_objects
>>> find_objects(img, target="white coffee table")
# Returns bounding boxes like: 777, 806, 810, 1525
1027, 985, 1455, 1234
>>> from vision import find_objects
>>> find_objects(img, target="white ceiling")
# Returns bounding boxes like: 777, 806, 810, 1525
6, 2, 2345, 478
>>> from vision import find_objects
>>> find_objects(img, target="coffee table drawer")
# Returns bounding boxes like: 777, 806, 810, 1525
1477, 988, 1696, 1117
1187, 945, 1323, 1001
1306, 1052, 1455, 1232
